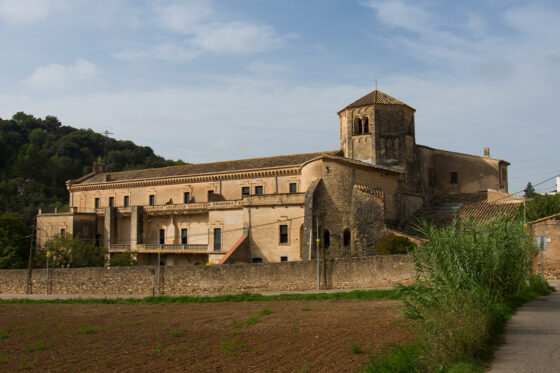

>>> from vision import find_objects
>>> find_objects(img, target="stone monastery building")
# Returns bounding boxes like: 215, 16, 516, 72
36, 90, 510, 266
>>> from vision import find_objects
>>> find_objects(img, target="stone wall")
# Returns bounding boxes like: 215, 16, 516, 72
0, 255, 413, 296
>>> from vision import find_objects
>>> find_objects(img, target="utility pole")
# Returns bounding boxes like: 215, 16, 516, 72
26, 224, 35, 294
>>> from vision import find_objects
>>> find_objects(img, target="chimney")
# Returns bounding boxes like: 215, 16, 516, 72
483, 147, 490, 158
92, 158, 105, 174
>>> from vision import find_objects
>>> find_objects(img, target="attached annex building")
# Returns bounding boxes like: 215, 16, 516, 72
36, 90, 510, 265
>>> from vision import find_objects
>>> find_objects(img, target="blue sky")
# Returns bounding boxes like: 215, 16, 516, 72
0, 0, 559, 194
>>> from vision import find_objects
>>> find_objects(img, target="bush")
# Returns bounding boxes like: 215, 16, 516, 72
41, 234, 106, 268
375, 233, 416, 255
109, 251, 137, 267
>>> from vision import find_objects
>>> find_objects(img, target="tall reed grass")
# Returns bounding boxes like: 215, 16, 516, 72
396, 215, 537, 369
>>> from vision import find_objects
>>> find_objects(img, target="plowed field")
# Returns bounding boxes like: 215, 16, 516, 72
0, 298, 414, 372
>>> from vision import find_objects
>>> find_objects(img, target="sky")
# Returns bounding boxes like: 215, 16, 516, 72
0, 0, 558, 195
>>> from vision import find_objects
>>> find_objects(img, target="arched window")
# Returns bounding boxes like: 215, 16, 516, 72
354, 118, 362, 135
323, 230, 330, 248
343, 229, 351, 247
363, 117, 369, 133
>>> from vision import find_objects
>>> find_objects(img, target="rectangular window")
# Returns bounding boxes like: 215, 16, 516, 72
60, 228, 66, 237
242, 186, 250, 197
184, 192, 190, 204
108, 197, 114, 207
213, 228, 221, 252
255, 185, 263, 195
94, 198, 100, 208
208, 190, 214, 201
124, 196, 129, 207
181, 228, 188, 244
280, 256, 288, 262
159, 229, 165, 245
252, 257, 263, 263
450, 171, 458, 184
289, 183, 297, 193
149, 195, 155, 206
279, 225, 288, 244
95, 234, 100, 247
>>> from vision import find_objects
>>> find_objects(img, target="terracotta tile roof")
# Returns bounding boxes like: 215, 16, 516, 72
338, 90, 414, 113
76, 150, 343, 184
404, 192, 522, 235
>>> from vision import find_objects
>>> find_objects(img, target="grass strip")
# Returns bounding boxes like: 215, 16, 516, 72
0, 289, 396, 305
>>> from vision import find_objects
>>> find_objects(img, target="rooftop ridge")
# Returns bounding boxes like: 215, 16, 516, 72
338, 89, 414, 114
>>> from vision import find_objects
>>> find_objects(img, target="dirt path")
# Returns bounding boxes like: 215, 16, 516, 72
488, 281, 560, 372
0, 298, 414, 372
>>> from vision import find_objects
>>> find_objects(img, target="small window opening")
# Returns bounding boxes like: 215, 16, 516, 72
213, 228, 221, 252
343, 229, 351, 247
279, 225, 288, 244
280, 256, 288, 262
354, 118, 363, 135
450, 171, 458, 184
184, 192, 190, 204
159, 229, 165, 245
255, 185, 263, 195
124, 196, 129, 207
208, 190, 214, 201
108, 197, 114, 207
323, 230, 330, 248
363, 117, 369, 133
95, 234, 101, 247
60, 228, 66, 237
242, 186, 250, 197
289, 183, 297, 193
149, 195, 155, 206
252, 257, 263, 263
181, 228, 188, 244
94, 198, 100, 208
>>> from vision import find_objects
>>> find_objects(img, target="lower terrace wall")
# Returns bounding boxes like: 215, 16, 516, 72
0, 255, 413, 296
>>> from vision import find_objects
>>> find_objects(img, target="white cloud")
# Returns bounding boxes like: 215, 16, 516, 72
24, 58, 98, 92
115, 1, 284, 61
0, 0, 66, 24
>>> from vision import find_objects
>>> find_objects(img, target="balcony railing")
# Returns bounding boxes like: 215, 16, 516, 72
136, 244, 209, 253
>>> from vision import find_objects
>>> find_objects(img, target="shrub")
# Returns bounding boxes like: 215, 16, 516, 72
109, 251, 137, 267
375, 234, 416, 255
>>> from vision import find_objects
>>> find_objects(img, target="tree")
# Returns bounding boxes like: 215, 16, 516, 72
41, 234, 106, 268
524, 182, 536, 198
525, 193, 560, 222
0, 213, 29, 268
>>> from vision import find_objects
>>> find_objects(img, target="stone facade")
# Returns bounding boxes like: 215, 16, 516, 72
0, 255, 413, 295
36, 90, 510, 265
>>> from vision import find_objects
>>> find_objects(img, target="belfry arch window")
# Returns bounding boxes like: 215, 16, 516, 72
354, 118, 363, 135
363, 117, 369, 133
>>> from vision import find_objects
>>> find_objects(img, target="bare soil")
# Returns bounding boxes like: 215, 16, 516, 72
0, 298, 415, 372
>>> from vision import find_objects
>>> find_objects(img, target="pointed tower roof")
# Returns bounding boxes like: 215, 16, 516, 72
338, 90, 415, 114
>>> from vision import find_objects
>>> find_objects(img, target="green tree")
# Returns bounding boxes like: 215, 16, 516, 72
524, 182, 536, 198
0, 213, 29, 268
41, 234, 106, 268
526, 193, 560, 221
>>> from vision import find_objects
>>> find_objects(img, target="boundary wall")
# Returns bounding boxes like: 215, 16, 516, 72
0, 255, 413, 296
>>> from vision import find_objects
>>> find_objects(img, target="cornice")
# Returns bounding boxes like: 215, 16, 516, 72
70, 167, 301, 192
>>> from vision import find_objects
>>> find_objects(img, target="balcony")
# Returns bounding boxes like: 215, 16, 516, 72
243, 193, 305, 206
108, 244, 209, 253
143, 200, 243, 215
136, 244, 209, 253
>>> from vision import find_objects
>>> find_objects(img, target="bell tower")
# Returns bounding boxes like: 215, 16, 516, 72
337, 90, 416, 168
